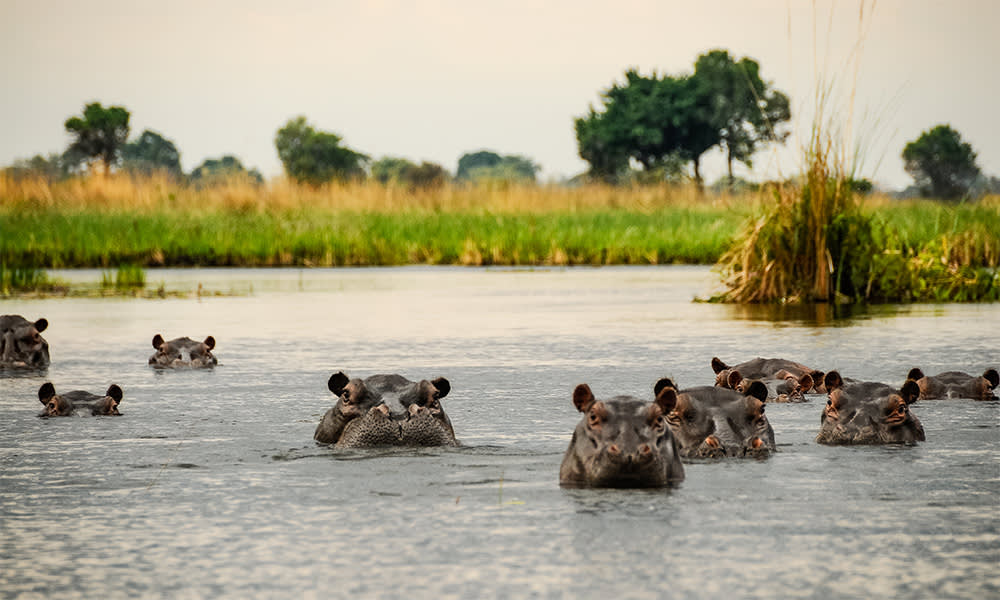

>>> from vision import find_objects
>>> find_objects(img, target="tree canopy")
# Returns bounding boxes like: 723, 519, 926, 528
371, 156, 449, 189
121, 130, 183, 178
902, 124, 980, 200
574, 49, 790, 185
456, 150, 539, 182
274, 116, 368, 185
189, 155, 263, 185
64, 102, 131, 175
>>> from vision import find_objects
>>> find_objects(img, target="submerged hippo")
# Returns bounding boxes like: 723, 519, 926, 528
816, 371, 924, 445
711, 356, 824, 394
728, 371, 814, 403
906, 367, 998, 401
314, 372, 457, 447
148, 334, 217, 368
0, 315, 50, 369
658, 378, 776, 458
37, 382, 123, 417
560, 383, 684, 488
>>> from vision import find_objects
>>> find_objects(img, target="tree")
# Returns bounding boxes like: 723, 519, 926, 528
189, 155, 263, 185
692, 49, 791, 183
121, 130, 183, 178
64, 102, 131, 175
902, 124, 980, 200
274, 116, 368, 185
371, 156, 449, 189
457, 150, 539, 183
575, 70, 716, 184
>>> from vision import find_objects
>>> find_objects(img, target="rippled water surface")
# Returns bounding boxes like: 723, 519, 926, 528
2, 267, 998, 598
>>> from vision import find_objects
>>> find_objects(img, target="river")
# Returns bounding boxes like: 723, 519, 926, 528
1, 266, 997, 598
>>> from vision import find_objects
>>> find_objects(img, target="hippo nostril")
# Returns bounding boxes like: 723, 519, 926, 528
704, 435, 721, 448
640, 444, 652, 455
750, 437, 764, 449
608, 444, 620, 455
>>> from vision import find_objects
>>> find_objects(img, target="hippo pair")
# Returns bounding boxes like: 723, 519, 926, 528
559, 378, 776, 488
712, 356, 824, 402
0, 314, 50, 369
314, 372, 457, 447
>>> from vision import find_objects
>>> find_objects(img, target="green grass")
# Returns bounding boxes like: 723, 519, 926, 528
0, 208, 746, 268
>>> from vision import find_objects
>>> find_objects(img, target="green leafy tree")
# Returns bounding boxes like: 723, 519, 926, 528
371, 156, 449, 189
121, 130, 183, 178
64, 102, 131, 175
902, 124, 980, 200
274, 116, 368, 185
692, 49, 791, 183
575, 70, 717, 184
189, 155, 263, 185
457, 150, 539, 183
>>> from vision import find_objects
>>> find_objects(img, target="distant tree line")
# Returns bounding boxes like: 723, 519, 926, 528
3, 48, 994, 200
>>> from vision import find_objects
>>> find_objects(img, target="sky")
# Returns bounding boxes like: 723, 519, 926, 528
1, 0, 998, 190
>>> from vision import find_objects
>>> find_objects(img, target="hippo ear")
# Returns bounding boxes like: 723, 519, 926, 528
572, 384, 596, 412
824, 371, 844, 392
983, 368, 999, 389
711, 357, 728, 374
152, 334, 165, 349
34, 318, 48, 333
653, 377, 676, 396
727, 370, 743, 389
744, 380, 768, 402
203, 336, 216, 350
798, 373, 814, 392
328, 372, 349, 396
38, 382, 56, 403
906, 367, 924, 382
431, 377, 450, 399
900, 379, 920, 405
106, 384, 123, 403
654, 386, 677, 414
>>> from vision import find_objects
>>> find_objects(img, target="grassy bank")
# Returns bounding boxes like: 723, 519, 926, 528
1, 175, 997, 287
1, 175, 749, 267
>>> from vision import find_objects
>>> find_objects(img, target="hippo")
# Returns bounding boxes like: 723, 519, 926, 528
314, 372, 457, 447
816, 371, 924, 445
657, 378, 775, 458
559, 383, 684, 488
711, 356, 824, 394
0, 315, 50, 369
729, 371, 814, 403
37, 382, 123, 417
906, 367, 998, 401
148, 334, 217, 368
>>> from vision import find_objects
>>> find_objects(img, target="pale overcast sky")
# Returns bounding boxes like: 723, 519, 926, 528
1, 0, 997, 189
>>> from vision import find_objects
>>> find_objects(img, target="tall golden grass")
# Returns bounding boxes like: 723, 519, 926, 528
0, 172, 747, 215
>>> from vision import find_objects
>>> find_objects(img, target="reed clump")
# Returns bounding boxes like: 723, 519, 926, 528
712, 129, 999, 303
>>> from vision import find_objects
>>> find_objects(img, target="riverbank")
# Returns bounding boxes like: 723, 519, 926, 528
3, 175, 998, 270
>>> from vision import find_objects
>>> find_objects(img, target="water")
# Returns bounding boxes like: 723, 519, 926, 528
1, 266, 998, 599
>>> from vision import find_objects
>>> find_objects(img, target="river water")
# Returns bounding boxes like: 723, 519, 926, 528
1, 267, 997, 599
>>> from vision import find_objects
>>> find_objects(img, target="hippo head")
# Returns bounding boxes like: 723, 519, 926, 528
660, 378, 775, 458
149, 334, 217, 368
772, 372, 815, 402
906, 367, 999, 401
816, 372, 924, 445
38, 382, 72, 417
400, 378, 455, 446
317, 372, 456, 447
92, 385, 124, 416
711, 357, 737, 388
559, 383, 684, 488
1, 315, 50, 369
